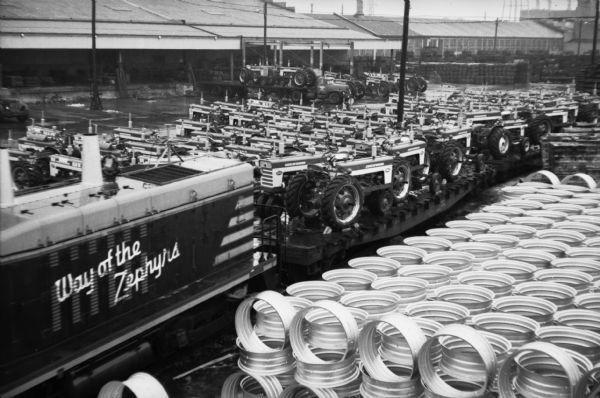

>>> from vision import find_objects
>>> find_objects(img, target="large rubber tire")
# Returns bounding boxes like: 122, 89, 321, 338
293, 70, 308, 87
528, 116, 552, 145
367, 190, 394, 216
437, 141, 465, 182
429, 173, 443, 196
416, 76, 428, 92
392, 159, 412, 202
328, 92, 342, 104
406, 77, 420, 93
285, 172, 322, 219
304, 68, 317, 86
239, 68, 251, 84
321, 175, 363, 229
378, 81, 391, 97
347, 81, 357, 97
520, 137, 531, 158
353, 81, 366, 100
488, 127, 511, 159
577, 103, 599, 123
12, 164, 30, 188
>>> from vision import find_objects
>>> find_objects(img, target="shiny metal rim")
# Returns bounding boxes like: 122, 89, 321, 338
406, 300, 470, 325
489, 224, 537, 238
433, 284, 495, 315
574, 292, 600, 311
499, 199, 544, 211
294, 350, 359, 389
535, 325, 600, 363
521, 193, 561, 204
471, 312, 540, 349
493, 295, 558, 325
403, 236, 453, 252
465, 212, 510, 225
502, 248, 557, 269
517, 238, 571, 257
524, 209, 569, 221
481, 259, 537, 283
286, 281, 345, 301
305, 306, 369, 350
509, 216, 555, 230
321, 268, 378, 292
534, 268, 593, 294
221, 371, 283, 398
376, 245, 428, 265
425, 228, 473, 243
347, 256, 401, 277
457, 270, 515, 297
237, 338, 295, 376
536, 228, 587, 244
470, 233, 520, 249
445, 220, 491, 234
279, 383, 338, 398
340, 290, 401, 319
513, 281, 577, 310
554, 309, 600, 333
481, 205, 525, 217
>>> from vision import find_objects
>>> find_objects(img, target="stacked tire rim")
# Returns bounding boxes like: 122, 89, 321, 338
509, 216, 555, 230
422, 251, 475, 280
517, 238, 571, 258
397, 265, 453, 298
492, 295, 557, 326
425, 228, 473, 243
553, 221, 600, 238
445, 220, 491, 235
405, 300, 470, 326
482, 259, 537, 283
481, 204, 525, 217
290, 300, 360, 390
371, 276, 428, 312
554, 308, 600, 334
465, 212, 510, 226
498, 341, 591, 398
451, 242, 501, 271
339, 290, 401, 320
502, 248, 556, 270
574, 292, 600, 310
536, 325, 600, 364
457, 270, 515, 298
524, 209, 569, 222
433, 284, 495, 319
513, 281, 577, 311
347, 256, 400, 278
489, 224, 537, 239
543, 202, 585, 216
534, 268, 593, 295
471, 312, 540, 349
536, 228, 587, 246
359, 314, 427, 398
376, 245, 427, 265
286, 281, 345, 302
470, 233, 520, 250
403, 236, 453, 252
321, 268, 378, 292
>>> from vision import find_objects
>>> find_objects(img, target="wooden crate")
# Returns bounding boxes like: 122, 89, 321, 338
541, 128, 600, 180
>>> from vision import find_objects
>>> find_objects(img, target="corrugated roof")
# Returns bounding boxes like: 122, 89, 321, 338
410, 20, 563, 39
0, 19, 215, 37
310, 14, 419, 38
204, 25, 377, 40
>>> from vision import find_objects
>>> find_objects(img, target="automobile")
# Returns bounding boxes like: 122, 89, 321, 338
0, 97, 29, 122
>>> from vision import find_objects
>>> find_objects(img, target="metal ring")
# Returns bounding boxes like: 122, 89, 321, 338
489, 224, 537, 239
524, 209, 569, 221
236, 338, 295, 376
254, 296, 311, 339
305, 306, 368, 350
536, 228, 587, 245
471, 312, 540, 349
481, 259, 537, 283
321, 268, 378, 292
498, 341, 581, 398
553, 221, 600, 237
359, 313, 427, 382
535, 188, 574, 199
470, 233, 520, 250
481, 205, 525, 217
220, 371, 283, 398
574, 292, 600, 311
397, 265, 453, 297
542, 202, 585, 216
501, 185, 538, 199
554, 309, 600, 333
347, 256, 401, 277
294, 349, 360, 389
422, 251, 476, 278
418, 324, 496, 398
523, 170, 561, 186
340, 290, 401, 320
517, 238, 571, 258
562, 198, 600, 209
521, 193, 561, 205
574, 366, 600, 398
286, 281, 345, 302
433, 284, 495, 316
500, 199, 544, 211
513, 281, 577, 311
502, 248, 557, 270
509, 216, 555, 230
445, 220, 491, 235
279, 383, 338, 398
403, 236, 453, 252
493, 295, 558, 325
565, 247, 600, 261
534, 268, 593, 294
560, 173, 598, 190
457, 270, 515, 298
535, 325, 600, 364
371, 276, 428, 309
451, 242, 502, 266
465, 212, 510, 225
289, 300, 359, 364
376, 245, 427, 265
405, 300, 470, 325
568, 214, 600, 227
359, 364, 423, 398
585, 236, 600, 247
235, 290, 296, 353
426, 228, 473, 243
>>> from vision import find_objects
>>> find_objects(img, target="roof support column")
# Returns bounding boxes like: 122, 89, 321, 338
397, 0, 410, 126
273, 44, 277, 66
279, 41, 283, 67
310, 44, 314, 67
230, 51, 234, 81
319, 41, 324, 71
349, 42, 354, 75
241, 37, 246, 66
372, 48, 377, 66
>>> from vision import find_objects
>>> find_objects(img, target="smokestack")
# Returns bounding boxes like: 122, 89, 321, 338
355, 0, 364, 16
0, 149, 15, 208
81, 133, 104, 186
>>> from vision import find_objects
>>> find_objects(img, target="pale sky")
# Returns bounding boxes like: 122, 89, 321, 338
285, 0, 577, 19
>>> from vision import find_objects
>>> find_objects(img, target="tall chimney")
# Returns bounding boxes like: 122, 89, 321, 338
355, 0, 364, 16
0, 149, 15, 208
81, 133, 104, 186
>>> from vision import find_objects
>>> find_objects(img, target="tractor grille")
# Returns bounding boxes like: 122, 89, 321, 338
260, 167, 274, 188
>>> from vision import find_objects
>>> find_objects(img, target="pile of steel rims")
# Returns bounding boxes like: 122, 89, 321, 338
224, 171, 600, 397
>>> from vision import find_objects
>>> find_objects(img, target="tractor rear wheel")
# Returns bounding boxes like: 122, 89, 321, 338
488, 127, 511, 159
378, 81, 391, 97
367, 190, 394, 216
293, 70, 308, 87
528, 116, 552, 145
321, 175, 363, 229
285, 172, 323, 219
392, 159, 412, 202
437, 141, 465, 182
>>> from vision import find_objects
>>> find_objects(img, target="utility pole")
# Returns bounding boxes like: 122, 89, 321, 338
494, 18, 499, 52
577, 19, 583, 56
396, 0, 410, 126
90, 0, 102, 110
263, 1, 268, 65
593, 0, 599, 64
